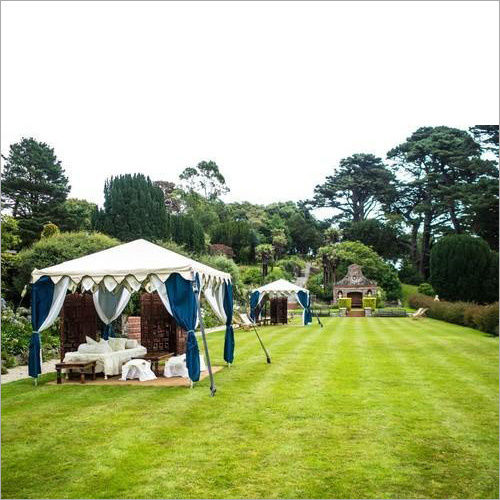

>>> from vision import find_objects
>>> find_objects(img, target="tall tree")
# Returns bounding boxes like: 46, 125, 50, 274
153, 180, 182, 213
256, 244, 274, 277
271, 229, 288, 260
312, 154, 396, 223
59, 198, 97, 232
467, 125, 499, 249
469, 125, 499, 157
94, 173, 167, 241
179, 160, 229, 199
317, 245, 339, 291
1, 137, 70, 245
342, 218, 406, 261
210, 220, 257, 263
387, 126, 495, 276
166, 213, 206, 254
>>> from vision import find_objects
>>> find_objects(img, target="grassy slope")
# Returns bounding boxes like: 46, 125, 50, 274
1, 318, 498, 499
401, 283, 419, 306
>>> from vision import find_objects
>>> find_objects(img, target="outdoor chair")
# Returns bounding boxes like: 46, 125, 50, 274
234, 312, 254, 330
411, 307, 428, 320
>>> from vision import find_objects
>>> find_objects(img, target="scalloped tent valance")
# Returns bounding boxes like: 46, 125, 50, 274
254, 278, 307, 298
31, 239, 231, 292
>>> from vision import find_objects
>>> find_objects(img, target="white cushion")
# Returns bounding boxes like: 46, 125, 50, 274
125, 339, 139, 349
108, 337, 127, 352
78, 342, 112, 354
86, 335, 98, 345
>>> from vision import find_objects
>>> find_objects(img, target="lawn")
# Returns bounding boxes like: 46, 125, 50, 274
1, 318, 498, 499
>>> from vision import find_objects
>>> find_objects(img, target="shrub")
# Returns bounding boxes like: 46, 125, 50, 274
362, 297, 377, 309
376, 288, 387, 308
408, 293, 499, 336
41, 222, 60, 239
201, 302, 221, 328
338, 298, 352, 311
306, 272, 332, 302
240, 266, 262, 286
430, 234, 498, 303
373, 308, 407, 317
14, 231, 119, 296
264, 266, 292, 284
417, 282, 435, 297
334, 241, 402, 301
1, 306, 60, 362
276, 256, 306, 277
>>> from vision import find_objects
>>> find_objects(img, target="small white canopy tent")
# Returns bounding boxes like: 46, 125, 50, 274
249, 279, 313, 326
29, 239, 234, 395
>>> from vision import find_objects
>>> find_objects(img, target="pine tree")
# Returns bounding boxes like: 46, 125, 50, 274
1, 137, 70, 245
94, 174, 167, 241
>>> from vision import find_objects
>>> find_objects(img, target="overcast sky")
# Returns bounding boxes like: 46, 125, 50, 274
1, 1, 498, 215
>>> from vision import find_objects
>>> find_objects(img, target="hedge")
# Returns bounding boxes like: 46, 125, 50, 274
362, 297, 377, 309
408, 293, 499, 336
337, 298, 352, 311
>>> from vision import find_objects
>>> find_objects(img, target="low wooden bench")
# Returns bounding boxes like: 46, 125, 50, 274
55, 361, 97, 384
132, 352, 173, 376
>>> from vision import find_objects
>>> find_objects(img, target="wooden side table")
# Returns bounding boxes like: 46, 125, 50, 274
132, 352, 173, 376
55, 361, 97, 384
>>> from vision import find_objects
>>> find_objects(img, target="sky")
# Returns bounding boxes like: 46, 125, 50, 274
1, 1, 499, 216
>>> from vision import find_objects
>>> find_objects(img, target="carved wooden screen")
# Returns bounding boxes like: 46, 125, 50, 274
270, 297, 288, 325
60, 293, 99, 360
140, 292, 186, 355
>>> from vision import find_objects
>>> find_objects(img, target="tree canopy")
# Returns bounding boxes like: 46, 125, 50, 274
179, 161, 229, 199
1, 137, 70, 245
312, 153, 395, 223
430, 234, 498, 303
93, 173, 167, 242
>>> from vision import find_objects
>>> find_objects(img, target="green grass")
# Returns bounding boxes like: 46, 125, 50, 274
2, 318, 498, 499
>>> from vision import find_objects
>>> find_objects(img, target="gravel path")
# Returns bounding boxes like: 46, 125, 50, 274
1, 359, 58, 384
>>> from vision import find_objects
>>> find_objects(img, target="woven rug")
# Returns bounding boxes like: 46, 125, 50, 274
47, 366, 224, 387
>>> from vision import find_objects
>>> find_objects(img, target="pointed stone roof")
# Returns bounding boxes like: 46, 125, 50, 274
335, 264, 377, 286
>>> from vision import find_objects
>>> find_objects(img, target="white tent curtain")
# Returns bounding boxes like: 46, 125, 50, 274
203, 282, 227, 324
92, 284, 132, 325
38, 277, 71, 332
150, 274, 173, 316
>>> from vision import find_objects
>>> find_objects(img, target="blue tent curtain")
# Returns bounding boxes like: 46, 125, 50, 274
223, 282, 234, 363
101, 324, 114, 340
165, 273, 200, 382
30, 276, 54, 378
296, 290, 313, 326
249, 290, 261, 322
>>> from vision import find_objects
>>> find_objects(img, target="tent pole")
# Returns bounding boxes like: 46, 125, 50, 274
195, 290, 216, 397
251, 324, 271, 364
315, 312, 324, 328
310, 299, 323, 328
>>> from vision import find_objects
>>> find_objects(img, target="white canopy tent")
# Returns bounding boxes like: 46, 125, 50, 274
32, 239, 231, 291
254, 279, 308, 299
250, 279, 313, 326
29, 239, 234, 394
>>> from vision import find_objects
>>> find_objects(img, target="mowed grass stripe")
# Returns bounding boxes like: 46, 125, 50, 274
399, 322, 498, 404
67, 324, 322, 498
376, 321, 499, 498
1, 318, 498, 499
